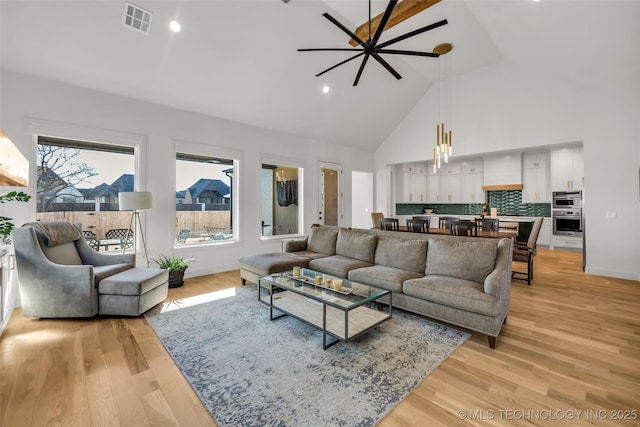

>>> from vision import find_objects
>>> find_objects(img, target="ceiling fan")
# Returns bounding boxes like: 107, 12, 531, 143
298, 0, 448, 86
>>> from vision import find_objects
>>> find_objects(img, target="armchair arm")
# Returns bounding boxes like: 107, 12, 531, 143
76, 236, 135, 266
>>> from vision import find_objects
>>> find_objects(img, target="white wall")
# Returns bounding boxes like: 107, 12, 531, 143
351, 171, 373, 229
0, 70, 374, 317
376, 61, 640, 281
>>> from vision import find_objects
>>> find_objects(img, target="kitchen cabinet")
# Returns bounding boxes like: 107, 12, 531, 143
552, 235, 583, 250
522, 151, 550, 203
439, 161, 461, 202
538, 217, 551, 247
551, 146, 583, 191
396, 162, 427, 203
0, 245, 16, 330
427, 166, 440, 202
462, 160, 484, 203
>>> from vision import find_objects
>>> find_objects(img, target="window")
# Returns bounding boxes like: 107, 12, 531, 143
36, 136, 135, 251
175, 152, 236, 245
261, 161, 303, 238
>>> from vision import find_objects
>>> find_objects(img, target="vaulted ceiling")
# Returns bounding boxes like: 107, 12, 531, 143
1, 1, 638, 151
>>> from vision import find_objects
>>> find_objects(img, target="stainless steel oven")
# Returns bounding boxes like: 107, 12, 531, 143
553, 209, 583, 236
552, 191, 582, 209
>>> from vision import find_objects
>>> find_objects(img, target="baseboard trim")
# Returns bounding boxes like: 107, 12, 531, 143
584, 267, 640, 282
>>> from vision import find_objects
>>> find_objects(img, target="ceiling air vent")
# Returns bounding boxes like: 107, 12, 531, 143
123, 2, 152, 34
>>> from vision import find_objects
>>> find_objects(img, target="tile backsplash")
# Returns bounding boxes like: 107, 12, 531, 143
396, 190, 551, 217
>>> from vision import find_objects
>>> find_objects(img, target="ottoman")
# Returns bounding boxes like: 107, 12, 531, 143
98, 268, 169, 316
239, 252, 311, 286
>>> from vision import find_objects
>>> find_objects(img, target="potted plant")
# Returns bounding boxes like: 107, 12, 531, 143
0, 191, 31, 243
152, 253, 194, 288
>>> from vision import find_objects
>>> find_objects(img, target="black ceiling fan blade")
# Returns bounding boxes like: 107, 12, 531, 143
377, 49, 440, 58
315, 51, 366, 77
371, 52, 402, 80
353, 54, 371, 86
322, 13, 369, 48
371, 0, 398, 45
377, 19, 448, 49
298, 48, 365, 52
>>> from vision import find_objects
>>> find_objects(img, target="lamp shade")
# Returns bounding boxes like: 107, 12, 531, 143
119, 191, 153, 210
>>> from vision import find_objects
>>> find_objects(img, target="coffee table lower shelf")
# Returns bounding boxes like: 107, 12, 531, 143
259, 277, 391, 349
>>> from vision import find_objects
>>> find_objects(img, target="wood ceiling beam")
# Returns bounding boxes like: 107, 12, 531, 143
349, 0, 441, 47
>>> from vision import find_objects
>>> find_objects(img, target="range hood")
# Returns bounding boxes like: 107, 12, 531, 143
0, 129, 29, 187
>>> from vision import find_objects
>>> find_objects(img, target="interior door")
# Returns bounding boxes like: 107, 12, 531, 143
318, 162, 341, 226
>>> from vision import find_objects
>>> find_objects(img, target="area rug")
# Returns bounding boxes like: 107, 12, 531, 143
145, 285, 469, 427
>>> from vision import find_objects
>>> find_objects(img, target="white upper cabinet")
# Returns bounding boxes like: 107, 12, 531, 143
439, 161, 462, 202
551, 146, 583, 191
396, 162, 427, 203
462, 159, 483, 174
462, 159, 484, 203
522, 150, 551, 202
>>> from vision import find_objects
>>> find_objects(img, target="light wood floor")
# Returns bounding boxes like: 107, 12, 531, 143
1, 250, 639, 426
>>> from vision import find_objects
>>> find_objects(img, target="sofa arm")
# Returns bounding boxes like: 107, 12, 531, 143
283, 239, 307, 253
483, 238, 513, 301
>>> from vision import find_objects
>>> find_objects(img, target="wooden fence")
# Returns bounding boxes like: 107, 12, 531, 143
37, 211, 231, 239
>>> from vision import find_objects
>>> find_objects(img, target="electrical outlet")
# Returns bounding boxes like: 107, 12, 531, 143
605, 211, 617, 219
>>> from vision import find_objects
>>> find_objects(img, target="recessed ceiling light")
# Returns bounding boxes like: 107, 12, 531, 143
322, 85, 330, 94
169, 21, 181, 32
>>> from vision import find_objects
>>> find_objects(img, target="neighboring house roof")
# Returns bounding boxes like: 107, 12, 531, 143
79, 183, 110, 198
187, 179, 230, 199
176, 190, 186, 198
37, 166, 83, 198
102, 174, 134, 197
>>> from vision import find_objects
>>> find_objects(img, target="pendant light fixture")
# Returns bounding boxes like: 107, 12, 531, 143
433, 43, 453, 173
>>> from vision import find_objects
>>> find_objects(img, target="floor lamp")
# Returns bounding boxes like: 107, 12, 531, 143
119, 191, 152, 267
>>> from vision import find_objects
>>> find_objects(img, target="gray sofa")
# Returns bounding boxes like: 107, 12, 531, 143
240, 224, 512, 348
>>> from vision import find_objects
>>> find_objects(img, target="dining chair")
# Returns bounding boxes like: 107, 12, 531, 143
176, 228, 190, 243
439, 216, 460, 229
513, 217, 543, 285
105, 228, 134, 250
379, 218, 399, 231
370, 212, 384, 229
478, 218, 500, 232
82, 230, 100, 251
450, 220, 478, 236
406, 218, 429, 233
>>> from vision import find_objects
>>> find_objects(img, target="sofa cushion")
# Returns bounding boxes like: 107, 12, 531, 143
308, 255, 373, 278
348, 265, 424, 293
307, 226, 338, 255
403, 275, 500, 317
288, 251, 331, 260
374, 237, 427, 274
239, 253, 310, 276
336, 228, 377, 264
425, 238, 497, 283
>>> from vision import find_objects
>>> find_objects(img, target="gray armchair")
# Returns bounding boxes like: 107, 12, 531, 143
13, 221, 134, 318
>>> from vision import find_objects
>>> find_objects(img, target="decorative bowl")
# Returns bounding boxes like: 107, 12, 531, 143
424, 209, 434, 214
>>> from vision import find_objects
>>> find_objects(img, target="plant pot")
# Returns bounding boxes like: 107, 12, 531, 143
168, 267, 187, 288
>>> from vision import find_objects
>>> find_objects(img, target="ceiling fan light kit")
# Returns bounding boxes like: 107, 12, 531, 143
298, 0, 449, 86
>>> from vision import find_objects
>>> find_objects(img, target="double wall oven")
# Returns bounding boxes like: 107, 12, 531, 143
552, 191, 583, 236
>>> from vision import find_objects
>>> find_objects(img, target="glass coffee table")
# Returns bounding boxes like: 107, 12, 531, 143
258, 268, 392, 349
